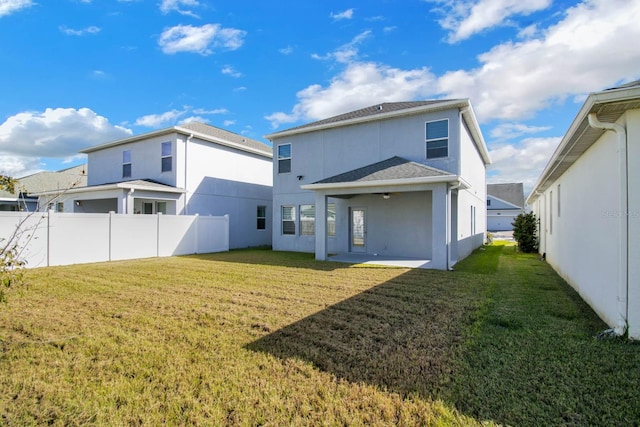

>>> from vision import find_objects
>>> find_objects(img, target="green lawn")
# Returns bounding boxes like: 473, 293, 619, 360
1, 245, 638, 425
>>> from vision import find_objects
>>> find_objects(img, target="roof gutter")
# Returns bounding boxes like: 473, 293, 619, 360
300, 174, 464, 192
587, 112, 628, 336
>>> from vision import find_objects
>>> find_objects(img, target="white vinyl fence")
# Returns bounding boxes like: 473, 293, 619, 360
0, 211, 229, 269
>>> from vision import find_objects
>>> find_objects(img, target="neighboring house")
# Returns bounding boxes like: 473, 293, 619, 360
36, 122, 273, 249
0, 165, 87, 212
265, 100, 491, 270
527, 80, 640, 339
486, 183, 525, 231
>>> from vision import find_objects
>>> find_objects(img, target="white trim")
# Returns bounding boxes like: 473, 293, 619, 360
301, 175, 464, 191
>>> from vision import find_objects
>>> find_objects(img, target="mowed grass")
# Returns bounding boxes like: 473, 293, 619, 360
1, 246, 639, 425
1, 250, 489, 426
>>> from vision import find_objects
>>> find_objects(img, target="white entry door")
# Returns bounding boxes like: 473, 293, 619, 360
350, 208, 366, 253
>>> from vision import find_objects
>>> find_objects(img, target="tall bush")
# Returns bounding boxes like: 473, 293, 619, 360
512, 212, 538, 253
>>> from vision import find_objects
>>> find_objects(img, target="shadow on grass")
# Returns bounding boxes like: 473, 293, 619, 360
246, 266, 489, 399
186, 249, 354, 272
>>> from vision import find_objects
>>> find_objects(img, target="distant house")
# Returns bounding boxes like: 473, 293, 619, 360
527, 80, 640, 339
35, 122, 274, 249
486, 183, 525, 231
0, 165, 87, 212
265, 100, 491, 270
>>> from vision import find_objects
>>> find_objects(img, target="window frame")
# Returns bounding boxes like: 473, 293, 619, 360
281, 205, 296, 235
161, 142, 172, 172
257, 205, 267, 230
122, 150, 132, 178
425, 119, 449, 159
277, 144, 291, 174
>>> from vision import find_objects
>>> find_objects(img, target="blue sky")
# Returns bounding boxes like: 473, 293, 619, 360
1, 0, 639, 192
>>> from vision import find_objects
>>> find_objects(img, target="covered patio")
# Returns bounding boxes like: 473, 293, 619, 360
301, 157, 469, 270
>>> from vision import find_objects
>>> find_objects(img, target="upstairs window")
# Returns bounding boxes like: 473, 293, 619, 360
122, 150, 132, 178
278, 144, 291, 173
161, 142, 172, 172
426, 119, 448, 159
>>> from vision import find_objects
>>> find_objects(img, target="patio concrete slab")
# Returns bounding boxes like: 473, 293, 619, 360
328, 253, 433, 269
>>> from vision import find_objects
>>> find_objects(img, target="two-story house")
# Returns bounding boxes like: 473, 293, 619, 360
486, 182, 525, 231
37, 122, 273, 249
265, 100, 491, 270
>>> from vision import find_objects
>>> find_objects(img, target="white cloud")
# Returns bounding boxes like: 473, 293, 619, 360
279, 45, 293, 55
158, 24, 246, 55
223, 120, 236, 126
179, 116, 208, 125
0, 155, 42, 179
193, 108, 228, 115
59, 25, 101, 36
383, 26, 397, 33
0, 108, 132, 159
134, 109, 186, 127
0, 0, 33, 18
221, 66, 242, 78
160, 0, 201, 18
490, 123, 551, 140
487, 137, 560, 192
312, 30, 372, 64
438, 0, 640, 121
330, 8, 354, 20
428, 0, 551, 43
265, 61, 436, 128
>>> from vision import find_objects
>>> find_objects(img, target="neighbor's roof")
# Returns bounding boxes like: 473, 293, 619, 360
81, 122, 272, 158
0, 165, 87, 199
301, 156, 468, 192
32, 178, 185, 196
487, 183, 524, 208
265, 99, 491, 165
527, 80, 640, 204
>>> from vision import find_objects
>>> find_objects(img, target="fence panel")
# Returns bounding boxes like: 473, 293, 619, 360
0, 212, 48, 268
0, 211, 229, 268
110, 214, 158, 261
158, 215, 197, 256
48, 213, 111, 266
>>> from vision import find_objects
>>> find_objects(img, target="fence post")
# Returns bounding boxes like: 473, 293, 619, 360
224, 214, 230, 251
194, 214, 199, 254
157, 212, 162, 257
109, 211, 114, 262
47, 209, 53, 267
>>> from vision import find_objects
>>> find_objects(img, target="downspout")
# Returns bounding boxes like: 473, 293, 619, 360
588, 113, 628, 336
184, 134, 193, 215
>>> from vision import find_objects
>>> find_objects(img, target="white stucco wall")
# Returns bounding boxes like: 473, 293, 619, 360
87, 133, 179, 187
531, 109, 639, 338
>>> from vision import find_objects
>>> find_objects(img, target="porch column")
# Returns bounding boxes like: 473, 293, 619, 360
315, 192, 328, 261
431, 184, 449, 270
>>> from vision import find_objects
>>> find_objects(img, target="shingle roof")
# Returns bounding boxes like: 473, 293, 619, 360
605, 79, 640, 91
487, 183, 525, 208
314, 156, 452, 185
177, 121, 272, 155
0, 165, 88, 199
278, 100, 460, 134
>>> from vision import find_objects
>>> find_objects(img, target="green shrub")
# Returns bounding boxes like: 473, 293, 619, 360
512, 212, 538, 253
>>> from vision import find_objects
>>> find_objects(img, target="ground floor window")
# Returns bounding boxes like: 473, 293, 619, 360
282, 205, 296, 235
300, 204, 315, 236
257, 205, 266, 230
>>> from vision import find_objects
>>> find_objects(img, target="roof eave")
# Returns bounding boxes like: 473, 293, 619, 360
265, 99, 470, 140
527, 84, 640, 204
32, 182, 186, 196
301, 174, 462, 191
81, 126, 272, 158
